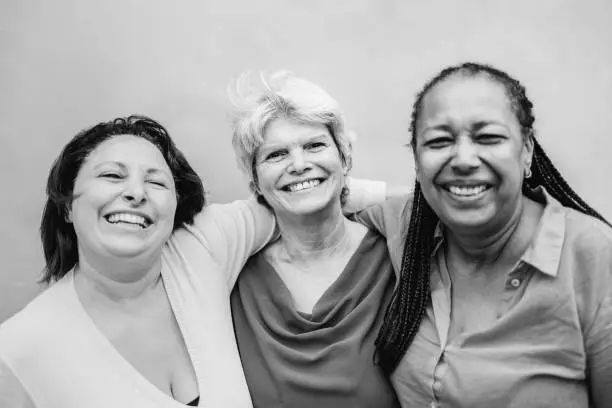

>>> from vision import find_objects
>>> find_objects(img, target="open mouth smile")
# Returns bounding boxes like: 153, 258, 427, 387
282, 178, 324, 192
443, 184, 491, 198
104, 212, 152, 229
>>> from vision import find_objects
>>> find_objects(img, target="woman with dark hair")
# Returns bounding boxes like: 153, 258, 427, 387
356, 62, 612, 407
0, 115, 278, 407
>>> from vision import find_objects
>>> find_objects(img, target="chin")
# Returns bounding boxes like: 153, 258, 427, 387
442, 208, 496, 231
104, 240, 154, 259
284, 197, 337, 217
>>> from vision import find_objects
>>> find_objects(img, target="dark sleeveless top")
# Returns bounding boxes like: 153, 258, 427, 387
231, 230, 399, 408
187, 396, 199, 406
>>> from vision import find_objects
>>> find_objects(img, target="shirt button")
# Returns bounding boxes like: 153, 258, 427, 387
510, 278, 521, 288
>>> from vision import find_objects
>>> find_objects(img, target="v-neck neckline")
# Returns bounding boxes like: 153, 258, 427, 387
260, 229, 375, 319
66, 269, 201, 407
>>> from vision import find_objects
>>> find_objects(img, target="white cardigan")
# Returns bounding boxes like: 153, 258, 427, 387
0, 180, 386, 407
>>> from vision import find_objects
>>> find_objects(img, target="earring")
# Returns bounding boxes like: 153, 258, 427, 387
340, 184, 350, 204
525, 167, 532, 179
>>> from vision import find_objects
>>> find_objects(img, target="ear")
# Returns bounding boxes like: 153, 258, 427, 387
411, 145, 421, 183
65, 205, 73, 224
342, 162, 351, 177
249, 180, 261, 196
523, 132, 535, 170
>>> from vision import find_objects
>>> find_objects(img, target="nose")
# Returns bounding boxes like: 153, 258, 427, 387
288, 149, 312, 174
122, 177, 146, 205
450, 137, 480, 174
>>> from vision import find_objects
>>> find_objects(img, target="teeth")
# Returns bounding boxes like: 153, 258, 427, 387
448, 185, 487, 197
107, 213, 148, 228
288, 179, 321, 192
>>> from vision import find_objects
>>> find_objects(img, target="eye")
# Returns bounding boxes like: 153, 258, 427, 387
99, 172, 123, 180
147, 180, 167, 188
304, 141, 327, 151
475, 133, 504, 144
424, 136, 453, 149
265, 149, 288, 161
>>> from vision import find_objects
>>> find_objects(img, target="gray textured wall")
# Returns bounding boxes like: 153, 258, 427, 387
1, 0, 611, 322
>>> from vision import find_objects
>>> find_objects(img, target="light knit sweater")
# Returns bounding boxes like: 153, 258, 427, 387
0, 180, 386, 407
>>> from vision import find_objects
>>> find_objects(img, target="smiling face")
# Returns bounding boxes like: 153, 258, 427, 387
413, 73, 533, 232
254, 117, 345, 218
67, 135, 177, 265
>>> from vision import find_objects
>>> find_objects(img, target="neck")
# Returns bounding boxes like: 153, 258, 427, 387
74, 252, 163, 305
445, 195, 537, 270
275, 204, 348, 261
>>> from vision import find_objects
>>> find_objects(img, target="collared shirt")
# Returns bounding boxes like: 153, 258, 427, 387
355, 187, 612, 408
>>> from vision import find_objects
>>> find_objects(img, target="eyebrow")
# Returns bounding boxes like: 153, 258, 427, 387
423, 124, 453, 133
423, 121, 508, 133
94, 161, 171, 177
259, 133, 330, 151
470, 121, 507, 131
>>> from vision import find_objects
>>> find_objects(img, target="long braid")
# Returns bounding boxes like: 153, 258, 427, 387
375, 61, 609, 374
526, 138, 610, 226
375, 183, 437, 372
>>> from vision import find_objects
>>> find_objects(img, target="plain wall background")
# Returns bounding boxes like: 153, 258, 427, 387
1, 0, 611, 322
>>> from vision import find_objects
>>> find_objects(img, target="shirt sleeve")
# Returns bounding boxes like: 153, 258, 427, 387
0, 357, 35, 408
584, 241, 612, 407
189, 196, 276, 289
351, 194, 413, 237
351, 194, 413, 274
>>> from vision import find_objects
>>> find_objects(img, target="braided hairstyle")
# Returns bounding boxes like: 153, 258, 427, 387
374, 62, 610, 374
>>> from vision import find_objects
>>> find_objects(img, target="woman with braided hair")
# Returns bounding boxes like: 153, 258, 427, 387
356, 62, 612, 407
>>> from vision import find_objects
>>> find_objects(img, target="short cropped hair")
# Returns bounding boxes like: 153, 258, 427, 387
40, 115, 204, 284
229, 71, 354, 192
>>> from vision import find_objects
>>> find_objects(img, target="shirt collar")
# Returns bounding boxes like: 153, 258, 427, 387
430, 186, 565, 277
519, 186, 565, 277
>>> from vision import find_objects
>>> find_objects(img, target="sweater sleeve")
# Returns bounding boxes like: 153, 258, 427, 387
0, 356, 36, 408
181, 180, 391, 290
188, 197, 277, 289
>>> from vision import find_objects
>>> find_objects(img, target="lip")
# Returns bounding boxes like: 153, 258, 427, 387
103, 210, 153, 227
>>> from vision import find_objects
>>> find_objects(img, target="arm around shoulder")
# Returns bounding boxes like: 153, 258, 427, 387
187, 196, 277, 288
351, 192, 413, 238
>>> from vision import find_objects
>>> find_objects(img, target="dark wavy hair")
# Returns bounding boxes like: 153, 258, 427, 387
40, 115, 205, 284
374, 62, 611, 373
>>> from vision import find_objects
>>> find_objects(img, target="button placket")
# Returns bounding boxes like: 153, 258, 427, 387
505, 262, 527, 290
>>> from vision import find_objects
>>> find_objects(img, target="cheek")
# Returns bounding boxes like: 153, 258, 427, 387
482, 147, 524, 178
415, 151, 445, 182
163, 195, 179, 217
149, 189, 178, 216
254, 164, 283, 191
